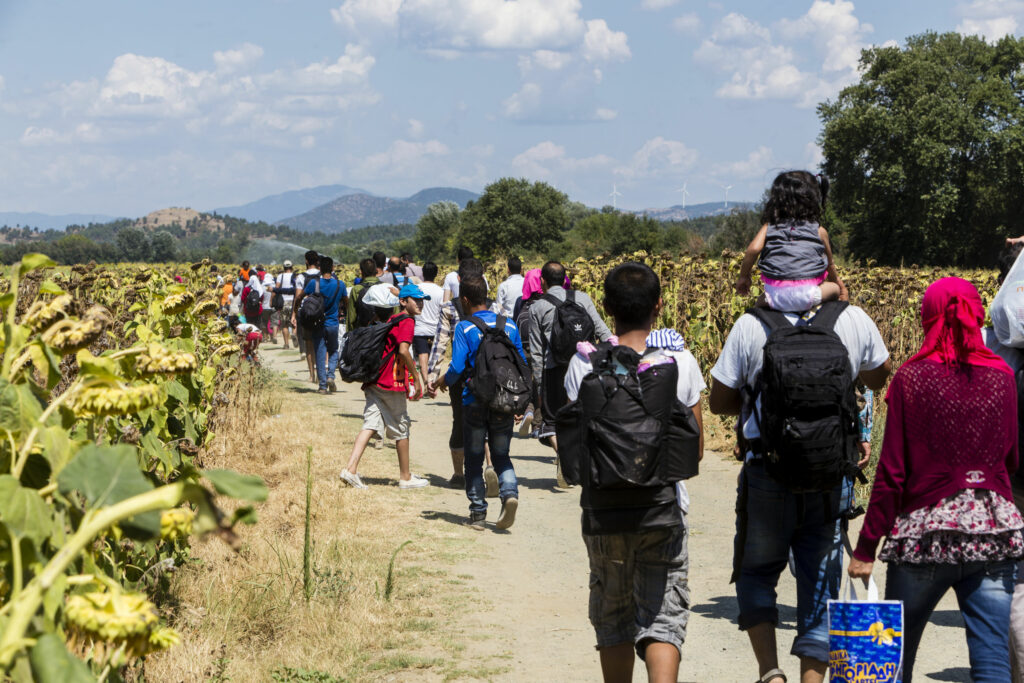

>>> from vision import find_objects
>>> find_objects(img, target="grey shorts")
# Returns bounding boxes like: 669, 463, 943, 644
278, 303, 293, 329
362, 386, 410, 441
583, 522, 690, 659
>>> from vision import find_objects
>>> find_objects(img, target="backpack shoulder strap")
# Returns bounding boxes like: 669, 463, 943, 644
566, 289, 576, 304
808, 300, 849, 330
543, 293, 562, 308
467, 315, 489, 335
747, 306, 789, 333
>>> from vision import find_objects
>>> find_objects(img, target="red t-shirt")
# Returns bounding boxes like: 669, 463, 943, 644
375, 314, 415, 392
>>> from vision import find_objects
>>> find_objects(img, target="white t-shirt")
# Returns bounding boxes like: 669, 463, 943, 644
236, 322, 260, 335
443, 271, 489, 299
496, 274, 525, 317
261, 273, 275, 309
984, 327, 1024, 372
413, 282, 446, 337
247, 274, 264, 297
276, 272, 297, 305
710, 306, 889, 451
564, 343, 706, 513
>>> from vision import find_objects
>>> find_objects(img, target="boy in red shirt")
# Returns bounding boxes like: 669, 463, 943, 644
340, 284, 430, 489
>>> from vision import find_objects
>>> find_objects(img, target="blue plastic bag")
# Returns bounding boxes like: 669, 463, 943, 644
828, 577, 903, 682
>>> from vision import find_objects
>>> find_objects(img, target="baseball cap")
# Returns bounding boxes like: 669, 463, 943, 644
363, 283, 399, 308
283, 260, 293, 268
398, 283, 431, 300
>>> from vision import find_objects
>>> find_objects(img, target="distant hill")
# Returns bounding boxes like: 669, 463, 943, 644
211, 184, 368, 223
0, 212, 124, 231
634, 201, 755, 222
278, 187, 479, 233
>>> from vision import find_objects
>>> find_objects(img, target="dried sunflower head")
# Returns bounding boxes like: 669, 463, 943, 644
207, 317, 228, 333
42, 317, 106, 354
192, 299, 218, 317
135, 344, 198, 376
71, 384, 161, 418
65, 590, 158, 642
161, 291, 195, 315
160, 508, 194, 542
22, 294, 72, 333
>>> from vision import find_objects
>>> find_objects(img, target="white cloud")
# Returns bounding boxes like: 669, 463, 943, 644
581, 19, 631, 62
695, 2, 872, 107
502, 82, 542, 118
330, 0, 402, 30
805, 142, 824, 169
300, 135, 316, 149
98, 54, 212, 116
21, 127, 64, 146
956, 0, 1024, 39
518, 50, 573, 72
672, 13, 702, 34
618, 136, 698, 179
213, 43, 264, 73
356, 139, 450, 179
594, 107, 618, 121
714, 145, 774, 180
367, 0, 588, 51
511, 141, 613, 180
641, 0, 680, 9
282, 45, 375, 91
407, 118, 425, 137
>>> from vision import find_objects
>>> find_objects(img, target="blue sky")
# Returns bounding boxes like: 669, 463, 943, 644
1, 0, 1020, 216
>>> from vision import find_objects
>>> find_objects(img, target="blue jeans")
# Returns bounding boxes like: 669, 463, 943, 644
314, 325, 339, 390
886, 560, 1016, 683
463, 403, 517, 515
733, 461, 851, 663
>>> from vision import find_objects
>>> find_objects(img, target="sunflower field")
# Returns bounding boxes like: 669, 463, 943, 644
0, 255, 266, 682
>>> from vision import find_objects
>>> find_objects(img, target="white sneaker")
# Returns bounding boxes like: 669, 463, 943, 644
339, 469, 367, 489
398, 474, 429, 490
518, 411, 534, 437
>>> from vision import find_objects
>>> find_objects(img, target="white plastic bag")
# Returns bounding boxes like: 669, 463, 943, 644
990, 247, 1024, 347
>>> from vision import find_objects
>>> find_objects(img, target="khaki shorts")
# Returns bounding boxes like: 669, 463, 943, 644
362, 386, 410, 441
278, 302, 293, 329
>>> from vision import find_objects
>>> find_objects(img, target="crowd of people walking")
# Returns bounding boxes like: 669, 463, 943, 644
217, 170, 1024, 683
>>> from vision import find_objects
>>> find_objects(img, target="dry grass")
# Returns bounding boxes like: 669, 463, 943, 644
144, 363, 491, 682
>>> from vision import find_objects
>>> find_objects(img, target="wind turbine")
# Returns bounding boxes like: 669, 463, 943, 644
676, 182, 689, 210
721, 183, 734, 210
609, 183, 623, 211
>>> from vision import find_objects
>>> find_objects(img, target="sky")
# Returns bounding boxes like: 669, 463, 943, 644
1, 0, 1022, 216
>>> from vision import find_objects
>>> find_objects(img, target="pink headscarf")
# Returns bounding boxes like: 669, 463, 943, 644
522, 269, 543, 300
522, 267, 572, 300
905, 277, 1011, 377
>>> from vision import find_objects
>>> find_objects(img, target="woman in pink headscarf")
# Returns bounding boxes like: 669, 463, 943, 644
850, 277, 1021, 682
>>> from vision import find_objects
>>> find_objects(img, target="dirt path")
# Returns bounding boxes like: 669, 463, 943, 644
263, 344, 972, 682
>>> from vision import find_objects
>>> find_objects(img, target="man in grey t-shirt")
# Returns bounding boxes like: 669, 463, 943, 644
709, 304, 891, 683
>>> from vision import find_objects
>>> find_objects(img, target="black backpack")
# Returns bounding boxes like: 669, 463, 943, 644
339, 314, 410, 383
297, 277, 325, 329
545, 290, 596, 366
272, 273, 295, 310
748, 301, 862, 493
243, 287, 262, 317
555, 343, 700, 505
349, 285, 378, 329
465, 315, 532, 415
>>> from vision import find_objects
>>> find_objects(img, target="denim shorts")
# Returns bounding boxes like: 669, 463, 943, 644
583, 522, 690, 659
733, 461, 848, 663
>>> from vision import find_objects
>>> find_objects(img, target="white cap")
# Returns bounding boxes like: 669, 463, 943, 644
283, 260, 293, 268
362, 283, 399, 308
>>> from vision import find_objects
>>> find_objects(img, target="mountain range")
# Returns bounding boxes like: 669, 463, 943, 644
0, 212, 124, 231
211, 184, 368, 223
2, 188, 752, 234
277, 187, 479, 233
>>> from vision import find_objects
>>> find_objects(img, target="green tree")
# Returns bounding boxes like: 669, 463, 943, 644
414, 201, 461, 262
819, 32, 1024, 266
458, 178, 569, 259
115, 227, 151, 262
564, 212, 662, 257
709, 209, 762, 254
150, 230, 177, 262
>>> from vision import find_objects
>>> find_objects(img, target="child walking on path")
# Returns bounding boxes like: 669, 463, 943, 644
736, 171, 847, 312
340, 284, 430, 490
560, 262, 705, 682
434, 275, 527, 531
